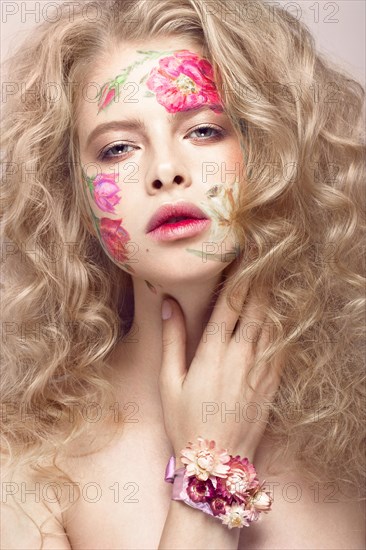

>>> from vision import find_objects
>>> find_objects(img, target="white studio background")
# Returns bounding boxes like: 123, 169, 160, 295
1, 1, 365, 85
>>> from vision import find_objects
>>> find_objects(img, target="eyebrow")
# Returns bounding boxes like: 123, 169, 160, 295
85, 105, 223, 149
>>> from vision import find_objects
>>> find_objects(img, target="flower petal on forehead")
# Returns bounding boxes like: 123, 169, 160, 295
163, 55, 215, 86
180, 61, 208, 83
174, 49, 201, 59
198, 59, 215, 79
157, 52, 216, 85
146, 70, 170, 91
158, 55, 182, 76
184, 93, 207, 109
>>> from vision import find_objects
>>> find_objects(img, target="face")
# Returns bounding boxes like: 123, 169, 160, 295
77, 38, 246, 288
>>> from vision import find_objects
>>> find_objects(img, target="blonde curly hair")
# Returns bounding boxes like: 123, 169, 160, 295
1, 0, 365, 544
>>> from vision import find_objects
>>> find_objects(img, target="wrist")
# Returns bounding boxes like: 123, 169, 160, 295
165, 436, 273, 530
174, 454, 185, 469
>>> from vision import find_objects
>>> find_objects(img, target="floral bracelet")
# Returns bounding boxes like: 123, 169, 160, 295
164, 436, 273, 529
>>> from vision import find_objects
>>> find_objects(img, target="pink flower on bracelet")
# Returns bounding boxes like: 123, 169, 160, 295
180, 436, 231, 480
165, 436, 273, 529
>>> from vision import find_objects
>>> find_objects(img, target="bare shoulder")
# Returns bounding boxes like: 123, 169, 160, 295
0, 462, 72, 550
239, 472, 365, 550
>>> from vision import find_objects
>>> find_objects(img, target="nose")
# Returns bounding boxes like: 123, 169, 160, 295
145, 142, 192, 192
151, 171, 185, 189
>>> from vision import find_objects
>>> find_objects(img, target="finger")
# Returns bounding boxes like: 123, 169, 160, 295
159, 298, 187, 395
256, 315, 274, 355
205, 259, 250, 346
233, 289, 268, 347
244, 313, 283, 396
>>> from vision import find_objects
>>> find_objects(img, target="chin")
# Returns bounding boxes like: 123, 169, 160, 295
131, 256, 234, 285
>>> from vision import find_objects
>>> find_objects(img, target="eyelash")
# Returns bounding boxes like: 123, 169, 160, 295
97, 124, 225, 161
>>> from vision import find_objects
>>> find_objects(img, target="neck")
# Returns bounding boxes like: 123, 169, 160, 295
109, 269, 228, 420
129, 271, 225, 372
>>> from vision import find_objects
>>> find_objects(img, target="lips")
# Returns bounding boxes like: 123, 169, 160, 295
145, 201, 209, 233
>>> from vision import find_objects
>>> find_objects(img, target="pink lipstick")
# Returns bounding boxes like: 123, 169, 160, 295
146, 201, 211, 242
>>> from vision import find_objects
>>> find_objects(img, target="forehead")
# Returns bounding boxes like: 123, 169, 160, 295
76, 40, 224, 144
92, 38, 204, 81
78, 41, 218, 118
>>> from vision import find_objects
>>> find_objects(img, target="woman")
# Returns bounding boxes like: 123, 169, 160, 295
1, 0, 365, 548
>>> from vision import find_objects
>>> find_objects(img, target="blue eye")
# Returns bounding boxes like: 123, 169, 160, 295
189, 124, 223, 140
99, 143, 135, 161
98, 124, 224, 161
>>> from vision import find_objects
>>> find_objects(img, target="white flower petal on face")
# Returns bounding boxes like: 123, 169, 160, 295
200, 179, 240, 243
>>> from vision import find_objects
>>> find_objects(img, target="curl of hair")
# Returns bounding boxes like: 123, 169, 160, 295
1, 0, 365, 545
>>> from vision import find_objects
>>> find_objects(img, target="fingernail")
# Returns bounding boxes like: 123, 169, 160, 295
162, 299, 172, 320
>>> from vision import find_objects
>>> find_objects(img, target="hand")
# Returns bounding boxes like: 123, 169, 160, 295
158, 260, 283, 465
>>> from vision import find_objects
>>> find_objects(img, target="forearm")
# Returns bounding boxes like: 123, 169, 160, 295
158, 500, 240, 550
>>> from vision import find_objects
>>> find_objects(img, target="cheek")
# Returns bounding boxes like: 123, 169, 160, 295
197, 165, 242, 248
96, 215, 136, 274
83, 171, 122, 214
82, 169, 136, 272
222, 144, 246, 185
99, 217, 131, 262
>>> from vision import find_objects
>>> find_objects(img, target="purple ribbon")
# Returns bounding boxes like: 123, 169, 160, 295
164, 455, 187, 499
164, 455, 176, 483
164, 454, 216, 514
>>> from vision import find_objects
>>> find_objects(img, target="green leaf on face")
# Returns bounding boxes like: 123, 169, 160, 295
115, 72, 129, 85
81, 170, 94, 197
139, 72, 149, 84
136, 50, 174, 56
86, 176, 94, 196
97, 50, 175, 112
145, 280, 157, 294
123, 263, 136, 274
89, 211, 101, 240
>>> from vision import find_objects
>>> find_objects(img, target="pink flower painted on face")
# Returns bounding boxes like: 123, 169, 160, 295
98, 82, 117, 112
92, 173, 121, 213
100, 217, 131, 263
145, 49, 224, 113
